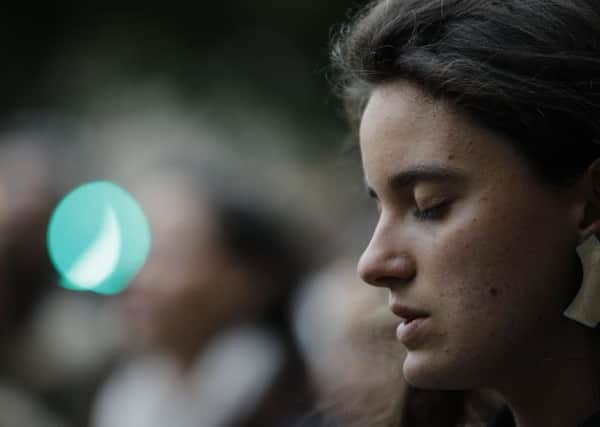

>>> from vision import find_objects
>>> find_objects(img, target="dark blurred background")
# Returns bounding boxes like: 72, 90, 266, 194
0, 2, 357, 140
0, 0, 376, 234
0, 3, 408, 427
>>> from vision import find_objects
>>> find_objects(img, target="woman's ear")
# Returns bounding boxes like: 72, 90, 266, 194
577, 158, 600, 239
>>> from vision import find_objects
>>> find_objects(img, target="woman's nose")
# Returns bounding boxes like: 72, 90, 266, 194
357, 223, 416, 288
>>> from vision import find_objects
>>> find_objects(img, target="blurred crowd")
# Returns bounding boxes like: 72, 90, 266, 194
0, 100, 413, 427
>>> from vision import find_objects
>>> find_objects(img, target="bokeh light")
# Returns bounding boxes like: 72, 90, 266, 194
47, 181, 151, 295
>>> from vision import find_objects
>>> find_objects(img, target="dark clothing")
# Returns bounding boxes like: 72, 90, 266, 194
582, 412, 600, 427
488, 407, 514, 427
489, 407, 600, 427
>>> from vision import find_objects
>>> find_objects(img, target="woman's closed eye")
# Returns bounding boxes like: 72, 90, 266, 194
413, 198, 451, 221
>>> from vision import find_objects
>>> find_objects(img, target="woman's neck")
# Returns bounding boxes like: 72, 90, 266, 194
495, 323, 600, 427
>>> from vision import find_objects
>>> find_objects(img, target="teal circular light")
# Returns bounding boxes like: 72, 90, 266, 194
47, 181, 151, 295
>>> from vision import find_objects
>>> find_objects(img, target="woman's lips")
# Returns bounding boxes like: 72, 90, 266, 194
390, 304, 429, 346
396, 317, 427, 345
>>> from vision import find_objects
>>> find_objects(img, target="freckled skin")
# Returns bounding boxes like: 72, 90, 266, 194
357, 81, 582, 390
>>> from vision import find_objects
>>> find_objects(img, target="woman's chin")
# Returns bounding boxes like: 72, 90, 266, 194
402, 350, 466, 390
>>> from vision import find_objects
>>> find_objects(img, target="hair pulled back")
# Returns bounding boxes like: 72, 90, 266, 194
331, 0, 600, 183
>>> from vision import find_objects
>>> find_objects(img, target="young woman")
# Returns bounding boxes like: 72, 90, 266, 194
331, 1, 600, 426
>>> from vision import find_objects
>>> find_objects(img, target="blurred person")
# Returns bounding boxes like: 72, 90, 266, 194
293, 256, 405, 427
0, 140, 71, 427
331, 0, 600, 426
92, 168, 316, 427
0, 140, 57, 345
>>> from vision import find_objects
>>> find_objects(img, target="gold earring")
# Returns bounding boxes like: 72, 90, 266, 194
564, 234, 600, 327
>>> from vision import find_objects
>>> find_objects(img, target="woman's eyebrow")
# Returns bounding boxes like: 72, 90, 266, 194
365, 164, 465, 199
388, 164, 466, 191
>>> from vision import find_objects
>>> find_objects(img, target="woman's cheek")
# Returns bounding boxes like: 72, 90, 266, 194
425, 216, 518, 322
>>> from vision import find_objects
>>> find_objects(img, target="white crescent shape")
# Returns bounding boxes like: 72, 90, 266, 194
66, 205, 122, 290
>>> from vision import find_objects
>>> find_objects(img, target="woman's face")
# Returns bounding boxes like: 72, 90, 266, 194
358, 81, 582, 390
124, 180, 257, 352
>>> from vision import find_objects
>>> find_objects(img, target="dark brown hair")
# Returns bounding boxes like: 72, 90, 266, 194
331, 0, 600, 184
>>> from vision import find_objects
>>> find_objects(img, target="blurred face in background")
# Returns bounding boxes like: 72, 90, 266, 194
123, 177, 260, 356
293, 258, 404, 425
357, 81, 581, 390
